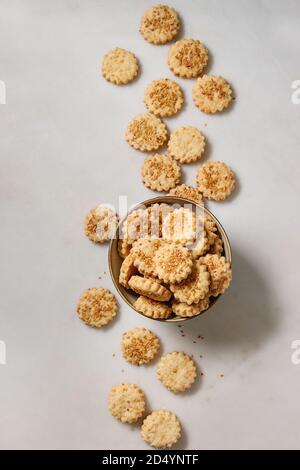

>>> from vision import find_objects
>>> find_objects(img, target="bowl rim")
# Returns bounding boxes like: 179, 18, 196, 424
108, 195, 232, 322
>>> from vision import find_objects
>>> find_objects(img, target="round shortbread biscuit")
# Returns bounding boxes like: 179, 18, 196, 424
140, 5, 180, 45
141, 410, 181, 448
154, 243, 193, 283
192, 75, 233, 113
168, 126, 205, 163
157, 352, 197, 393
126, 114, 167, 152
142, 154, 181, 192
196, 161, 236, 201
128, 276, 171, 302
134, 296, 172, 320
131, 238, 165, 277
162, 207, 196, 245
84, 206, 118, 243
102, 48, 138, 85
199, 254, 232, 297
170, 261, 210, 305
121, 327, 160, 365
144, 78, 184, 117
168, 39, 208, 78
77, 288, 118, 328
169, 184, 203, 204
172, 298, 210, 317
119, 254, 138, 288
109, 383, 146, 424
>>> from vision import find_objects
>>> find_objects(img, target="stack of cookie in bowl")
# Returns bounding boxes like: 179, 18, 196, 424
113, 199, 232, 321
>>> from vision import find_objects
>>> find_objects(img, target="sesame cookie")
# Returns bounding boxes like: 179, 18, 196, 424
154, 243, 193, 283
169, 184, 203, 204
188, 230, 210, 259
162, 207, 196, 245
168, 127, 205, 163
122, 208, 149, 244
134, 296, 172, 320
121, 327, 160, 365
126, 114, 167, 152
199, 254, 232, 297
140, 5, 180, 45
168, 39, 208, 78
131, 238, 165, 277
172, 298, 210, 317
128, 276, 171, 302
196, 161, 236, 201
84, 206, 118, 243
119, 254, 138, 288
102, 48, 138, 85
142, 154, 181, 192
157, 352, 197, 393
109, 383, 146, 424
144, 78, 183, 117
192, 75, 233, 113
77, 288, 118, 328
170, 261, 210, 305
141, 410, 181, 448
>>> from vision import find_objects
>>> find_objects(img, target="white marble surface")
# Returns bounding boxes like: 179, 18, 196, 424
0, 0, 300, 450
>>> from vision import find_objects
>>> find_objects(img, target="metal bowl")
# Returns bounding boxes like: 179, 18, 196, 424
108, 196, 232, 322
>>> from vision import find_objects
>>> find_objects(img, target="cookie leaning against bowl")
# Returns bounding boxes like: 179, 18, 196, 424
102, 48, 139, 85
140, 5, 180, 45
192, 75, 233, 113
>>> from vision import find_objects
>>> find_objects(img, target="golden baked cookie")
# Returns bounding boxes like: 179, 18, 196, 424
134, 296, 172, 320
188, 229, 210, 259
142, 154, 181, 192
141, 410, 181, 448
209, 233, 223, 255
172, 298, 210, 317
102, 48, 138, 85
119, 254, 138, 288
140, 5, 180, 44
196, 161, 236, 201
84, 206, 118, 243
128, 276, 171, 302
157, 352, 197, 392
199, 254, 232, 297
154, 243, 193, 283
131, 238, 165, 277
162, 207, 197, 245
108, 383, 146, 423
170, 261, 210, 305
169, 184, 203, 204
168, 39, 208, 78
77, 288, 118, 328
122, 208, 149, 244
192, 75, 233, 113
126, 114, 167, 152
118, 239, 132, 258
168, 127, 205, 163
144, 78, 184, 117
121, 327, 160, 365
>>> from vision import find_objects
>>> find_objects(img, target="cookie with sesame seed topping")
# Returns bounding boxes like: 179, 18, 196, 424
140, 5, 180, 45
102, 48, 139, 85
168, 39, 208, 78
154, 243, 193, 284
192, 75, 233, 113
121, 327, 160, 365
199, 254, 232, 297
126, 114, 168, 152
169, 184, 203, 204
168, 126, 205, 163
141, 410, 181, 448
170, 261, 210, 305
128, 276, 171, 302
131, 238, 165, 277
134, 296, 172, 320
84, 206, 118, 243
77, 288, 118, 328
157, 352, 197, 392
144, 78, 183, 117
196, 161, 236, 201
109, 383, 146, 423
142, 154, 181, 192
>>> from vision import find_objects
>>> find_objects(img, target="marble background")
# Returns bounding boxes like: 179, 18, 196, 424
0, 0, 300, 449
